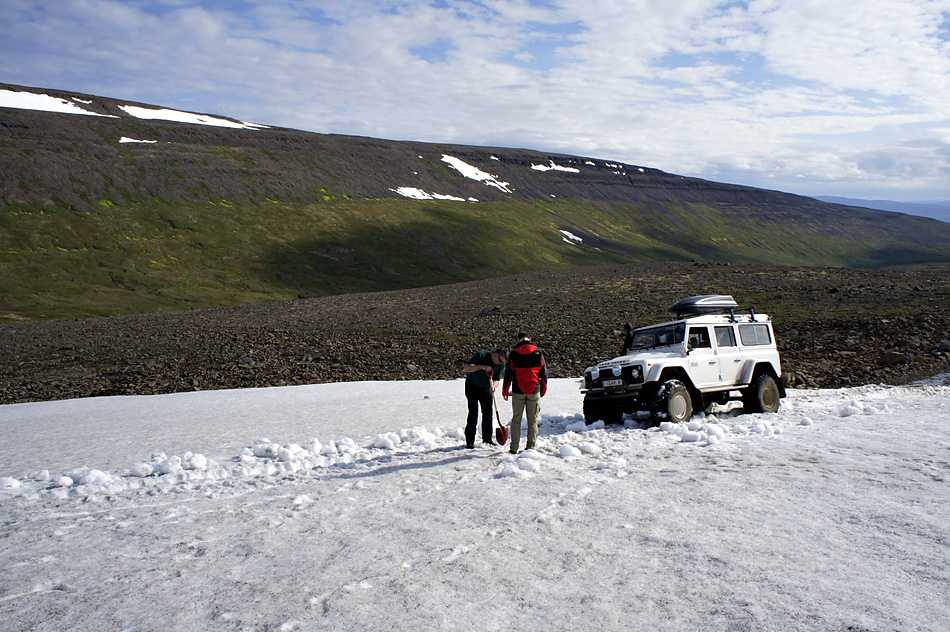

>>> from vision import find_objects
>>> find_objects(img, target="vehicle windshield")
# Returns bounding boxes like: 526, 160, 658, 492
628, 323, 685, 351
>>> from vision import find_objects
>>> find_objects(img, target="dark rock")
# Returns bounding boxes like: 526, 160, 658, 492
878, 351, 909, 367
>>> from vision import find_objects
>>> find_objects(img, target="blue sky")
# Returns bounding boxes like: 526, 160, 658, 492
2, 0, 949, 201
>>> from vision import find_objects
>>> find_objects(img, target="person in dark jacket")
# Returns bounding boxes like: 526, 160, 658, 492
462, 348, 507, 449
502, 332, 548, 454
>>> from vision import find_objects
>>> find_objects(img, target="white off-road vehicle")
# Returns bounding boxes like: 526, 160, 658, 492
581, 295, 785, 425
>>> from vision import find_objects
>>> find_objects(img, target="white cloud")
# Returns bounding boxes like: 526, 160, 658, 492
0, 0, 948, 199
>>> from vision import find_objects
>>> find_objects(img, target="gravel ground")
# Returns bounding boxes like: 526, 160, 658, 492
2, 261, 949, 404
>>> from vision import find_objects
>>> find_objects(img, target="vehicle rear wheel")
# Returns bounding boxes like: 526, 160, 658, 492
652, 379, 693, 423
744, 374, 781, 413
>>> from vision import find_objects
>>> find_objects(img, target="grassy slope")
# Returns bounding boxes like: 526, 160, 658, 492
4, 192, 948, 321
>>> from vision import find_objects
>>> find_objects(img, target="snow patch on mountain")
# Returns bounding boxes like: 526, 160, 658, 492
117, 105, 267, 130
560, 229, 583, 244
441, 154, 512, 192
532, 160, 580, 173
390, 187, 474, 202
0, 88, 114, 117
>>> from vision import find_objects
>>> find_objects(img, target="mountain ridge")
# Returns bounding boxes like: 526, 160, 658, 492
815, 195, 950, 224
2, 82, 950, 321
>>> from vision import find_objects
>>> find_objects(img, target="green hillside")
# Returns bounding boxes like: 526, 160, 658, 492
2, 83, 950, 321
4, 192, 948, 321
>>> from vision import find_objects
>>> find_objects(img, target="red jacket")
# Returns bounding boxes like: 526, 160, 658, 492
503, 340, 548, 397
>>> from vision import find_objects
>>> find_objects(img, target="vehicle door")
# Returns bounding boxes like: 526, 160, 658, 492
687, 325, 720, 388
714, 325, 744, 385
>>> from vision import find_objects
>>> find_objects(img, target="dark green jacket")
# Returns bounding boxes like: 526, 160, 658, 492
465, 350, 505, 388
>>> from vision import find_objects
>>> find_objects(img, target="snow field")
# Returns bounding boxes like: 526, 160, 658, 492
1, 377, 948, 632
0, 380, 924, 504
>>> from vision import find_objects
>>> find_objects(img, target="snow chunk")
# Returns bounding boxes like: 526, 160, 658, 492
560, 445, 583, 457
577, 442, 601, 455
0, 476, 21, 490
598, 456, 627, 470
374, 432, 401, 449
565, 419, 588, 432
678, 430, 704, 443
495, 462, 532, 478
185, 453, 209, 470
131, 462, 154, 477
840, 405, 863, 417
517, 458, 542, 473
253, 441, 281, 458
79, 470, 113, 486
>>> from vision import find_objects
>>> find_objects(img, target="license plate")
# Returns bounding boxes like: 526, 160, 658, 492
602, 378, 623, 387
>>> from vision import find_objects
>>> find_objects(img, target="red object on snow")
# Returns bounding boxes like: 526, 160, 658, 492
495, 425, 509, 446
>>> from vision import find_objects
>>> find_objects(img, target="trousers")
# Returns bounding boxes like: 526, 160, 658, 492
465, 380, 494, 445
509, 393, 540, 452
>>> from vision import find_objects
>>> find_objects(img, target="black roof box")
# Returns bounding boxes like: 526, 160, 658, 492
669, 295, 738, 318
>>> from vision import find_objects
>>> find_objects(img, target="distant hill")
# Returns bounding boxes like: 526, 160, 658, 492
815, 196, 950, 224
3, 82, 950, 321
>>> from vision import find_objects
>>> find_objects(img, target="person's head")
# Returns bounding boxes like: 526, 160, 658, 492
493, 348, 508, 364
516, 331, 530, 342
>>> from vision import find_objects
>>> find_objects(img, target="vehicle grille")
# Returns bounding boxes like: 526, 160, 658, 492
586, 365, 644, 390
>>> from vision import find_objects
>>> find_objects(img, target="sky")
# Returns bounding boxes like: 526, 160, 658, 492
1, 1, 949, 202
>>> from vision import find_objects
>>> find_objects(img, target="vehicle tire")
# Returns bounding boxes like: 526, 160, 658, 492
652, 379, 693, 423
583, 397, 622, 425
744, 374, 781, 413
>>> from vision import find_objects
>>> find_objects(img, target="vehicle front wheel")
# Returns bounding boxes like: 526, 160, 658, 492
652, 379, 693, 423
744, 374, 781, 413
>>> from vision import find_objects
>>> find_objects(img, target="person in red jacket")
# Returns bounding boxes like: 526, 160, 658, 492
502, 332, 548, 454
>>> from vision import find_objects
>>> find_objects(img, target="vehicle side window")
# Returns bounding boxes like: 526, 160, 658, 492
715, 326, 737, 347
688, 327, 711, 348
738, 324, 772, 346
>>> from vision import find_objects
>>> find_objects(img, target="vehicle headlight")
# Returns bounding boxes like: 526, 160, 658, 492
590, 368, 600, 380
611, 365, 622, 377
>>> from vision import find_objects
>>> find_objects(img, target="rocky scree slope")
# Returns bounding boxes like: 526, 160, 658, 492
1, 261, 948, 405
